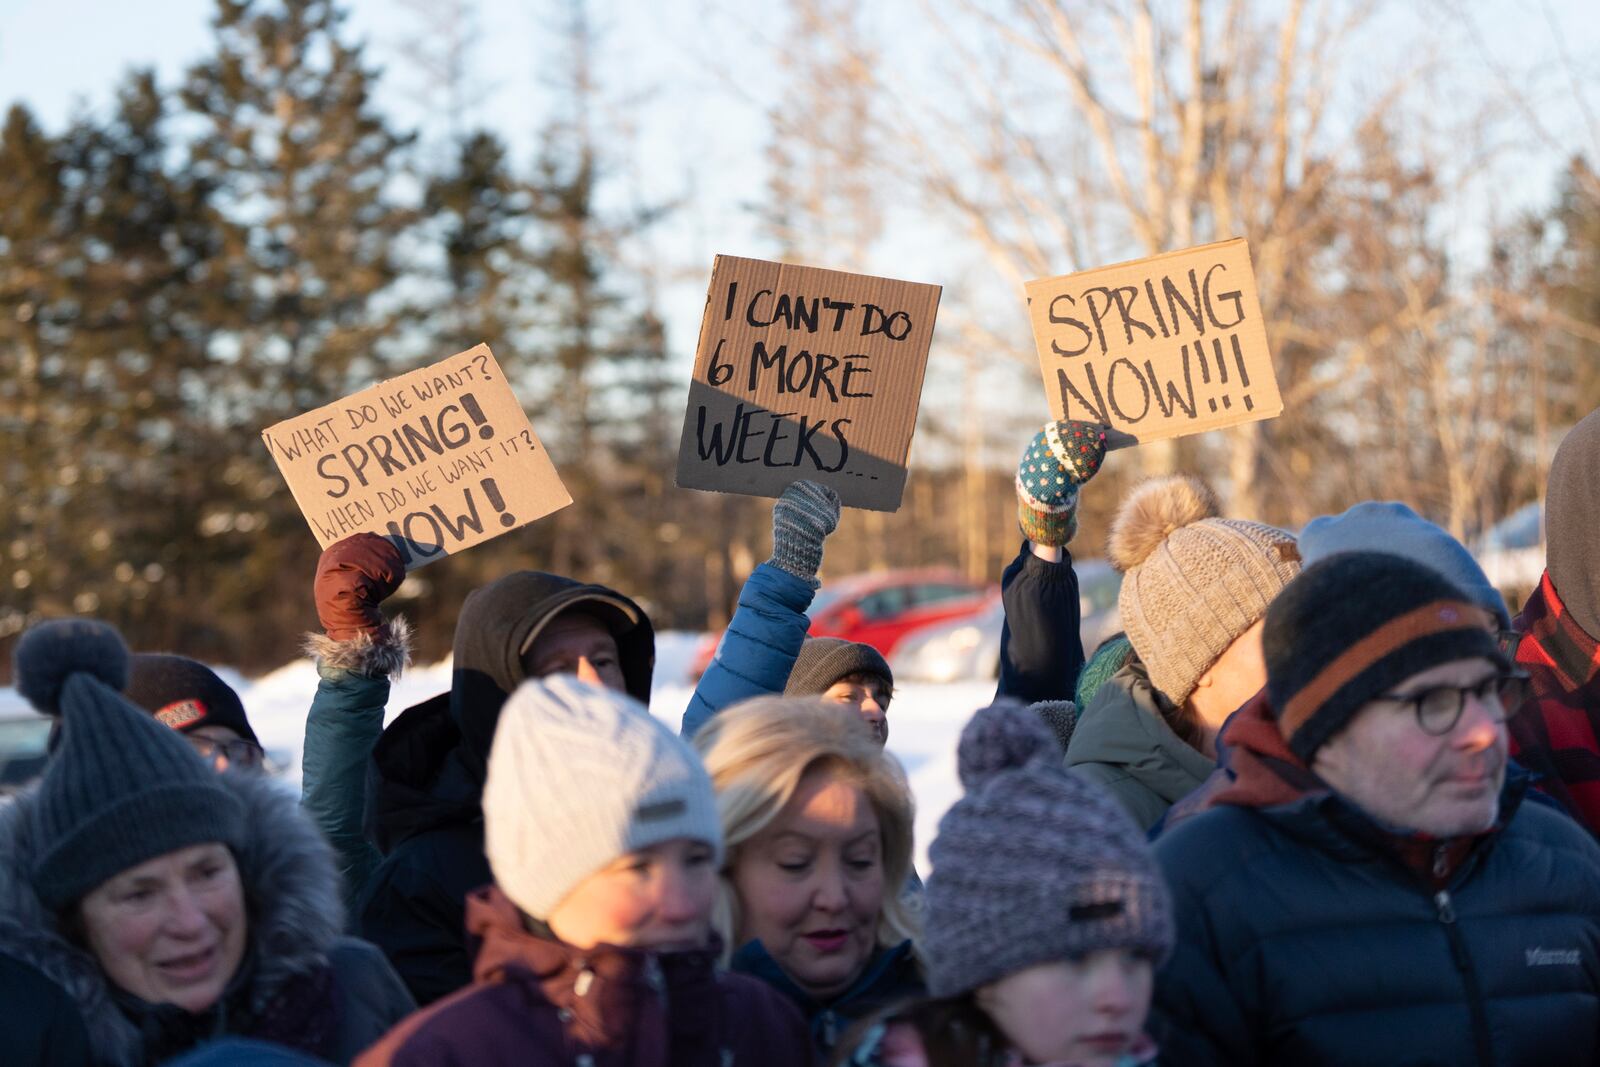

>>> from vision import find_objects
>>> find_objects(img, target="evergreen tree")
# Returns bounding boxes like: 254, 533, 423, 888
523, 0, 674, 587
178, 0, 418, 653
0, 103, 76, 644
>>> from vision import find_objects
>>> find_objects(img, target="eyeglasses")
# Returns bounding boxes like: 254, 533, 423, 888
188, 735, 265, 769
1375, 672, 1532, 736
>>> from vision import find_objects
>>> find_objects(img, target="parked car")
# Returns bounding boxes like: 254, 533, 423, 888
0, 710, 53, 796
687, 568, 998, 681
891, 560, 1123, 684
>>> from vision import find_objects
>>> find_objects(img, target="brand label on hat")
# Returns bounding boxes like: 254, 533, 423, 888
1526, 947, 1581, 967
1068, 901, 1125, 922
636, 799, 687, 822
155, 699, 208, 730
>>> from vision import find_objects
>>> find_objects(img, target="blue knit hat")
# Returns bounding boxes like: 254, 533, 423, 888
14, 619, 246, 911
1300, 502, 1510, 629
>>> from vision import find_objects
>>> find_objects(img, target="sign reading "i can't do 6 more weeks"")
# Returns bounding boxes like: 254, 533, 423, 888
262, 344, 571, 567
1024, 238, 1283, 447
675, 255, 942, 511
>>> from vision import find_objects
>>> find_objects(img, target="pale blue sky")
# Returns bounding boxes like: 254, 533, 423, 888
3, 0, 1597, 454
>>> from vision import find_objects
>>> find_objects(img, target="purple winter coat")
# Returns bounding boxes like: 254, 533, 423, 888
357, 886, 814, 1066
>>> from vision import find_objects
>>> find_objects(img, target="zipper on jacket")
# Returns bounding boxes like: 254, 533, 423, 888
1434, 890, 1494, 1067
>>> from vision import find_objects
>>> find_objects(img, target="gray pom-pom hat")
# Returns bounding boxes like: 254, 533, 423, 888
921, 701, 1173, 998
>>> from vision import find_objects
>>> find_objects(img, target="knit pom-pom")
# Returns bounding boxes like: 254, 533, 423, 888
13, 618, 130, 715
956, 700, 1062, 791
1107, 475, 1219, 572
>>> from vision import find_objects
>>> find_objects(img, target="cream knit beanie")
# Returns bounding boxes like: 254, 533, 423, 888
484, 676, 723, 920
1108, 476, 1300, 706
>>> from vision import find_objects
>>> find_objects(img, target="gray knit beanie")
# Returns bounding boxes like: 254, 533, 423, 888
921, 702, 1173, 998
784, 637, 893, 699
1300, 501, 1511, 630
1109, 476, 1300, 705
14, 619, 246, 911
484, 676, 724, 920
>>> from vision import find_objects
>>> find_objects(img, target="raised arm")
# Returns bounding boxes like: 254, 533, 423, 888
682, 481, 841, 737
302, 532, 409, 918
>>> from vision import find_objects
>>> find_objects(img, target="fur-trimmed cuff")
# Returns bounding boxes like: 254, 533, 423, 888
303, 616, 412, 678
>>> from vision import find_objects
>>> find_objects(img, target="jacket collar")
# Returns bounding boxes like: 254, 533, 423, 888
1517, 571, 1600, 693
731, 937, 917, 1018
465, 886, 723, 1044
1069, 662, 1216, 799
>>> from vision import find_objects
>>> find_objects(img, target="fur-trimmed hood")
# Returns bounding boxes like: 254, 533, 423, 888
0, 770, 345, 1066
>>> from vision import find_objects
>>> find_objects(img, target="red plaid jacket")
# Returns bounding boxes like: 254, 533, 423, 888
1510, 571, 1600, 836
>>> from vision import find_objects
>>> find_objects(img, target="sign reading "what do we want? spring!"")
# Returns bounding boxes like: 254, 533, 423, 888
262, 345, 571, 567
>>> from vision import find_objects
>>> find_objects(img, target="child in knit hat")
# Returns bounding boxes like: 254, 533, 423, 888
1066, 475, 1300, 830
356, 676, 811, 1066
784, 636, 896, 744
836, 701, 1172, 1067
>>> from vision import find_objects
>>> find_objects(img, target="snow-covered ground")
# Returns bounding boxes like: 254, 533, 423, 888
1, 632, 994, 873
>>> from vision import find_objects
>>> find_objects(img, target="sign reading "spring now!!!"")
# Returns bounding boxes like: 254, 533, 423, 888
1024, 238, 1283, 447
262, 344, 571, 567
676, 256, 942, 511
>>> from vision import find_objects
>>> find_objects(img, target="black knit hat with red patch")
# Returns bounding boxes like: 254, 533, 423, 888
1265, 552, 1508, 762
124, 653, 259, 746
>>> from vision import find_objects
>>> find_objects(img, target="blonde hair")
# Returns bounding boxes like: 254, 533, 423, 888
692, 696, 919, 956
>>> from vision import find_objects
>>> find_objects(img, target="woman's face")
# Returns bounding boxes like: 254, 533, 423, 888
79, 843, 248, 1014
976, 951, 1154, 1067
545, 837, 718, 952
730, 767, 886, 1000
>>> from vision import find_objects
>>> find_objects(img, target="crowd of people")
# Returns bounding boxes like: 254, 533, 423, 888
4, 406, 1600, 1066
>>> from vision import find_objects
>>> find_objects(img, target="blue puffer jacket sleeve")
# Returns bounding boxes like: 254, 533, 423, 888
996, 540, 1085, 705
681, 562, 816, 738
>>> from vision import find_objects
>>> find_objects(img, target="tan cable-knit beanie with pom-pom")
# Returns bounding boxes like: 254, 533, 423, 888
1109, 476, 1300, 706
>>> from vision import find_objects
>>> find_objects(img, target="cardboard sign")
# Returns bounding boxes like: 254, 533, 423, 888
1024, 238, 1282, 447
676, 256, 941, 511
262, 344, 570, 567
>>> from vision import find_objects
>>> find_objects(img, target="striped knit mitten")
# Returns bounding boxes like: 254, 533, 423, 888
1016, 420, 1108, 547
768, 480, 841, 589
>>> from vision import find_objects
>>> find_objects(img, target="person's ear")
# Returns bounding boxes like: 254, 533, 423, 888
1192, 667, 1216, 691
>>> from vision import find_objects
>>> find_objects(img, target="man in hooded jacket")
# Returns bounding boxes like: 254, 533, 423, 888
316, 559, 654, 1007
1508, 406, 1600, 834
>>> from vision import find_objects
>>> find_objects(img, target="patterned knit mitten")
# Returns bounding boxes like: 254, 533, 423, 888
1016, 420, 1108, 547
769, 480, 841, 588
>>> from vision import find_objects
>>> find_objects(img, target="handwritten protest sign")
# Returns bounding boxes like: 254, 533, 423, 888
262, 344, 570, 567
676, 256, 941, 511
1024, 238, 1282, 447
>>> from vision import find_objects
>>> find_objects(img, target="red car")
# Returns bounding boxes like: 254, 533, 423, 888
688, 568, 998, 680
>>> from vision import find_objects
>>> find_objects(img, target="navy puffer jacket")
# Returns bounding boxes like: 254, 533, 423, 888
1151, 780, 1600, 1066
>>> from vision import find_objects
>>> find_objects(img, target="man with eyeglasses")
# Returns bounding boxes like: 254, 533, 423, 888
124, 653, 266, 772
1149, 551, 1600, 1067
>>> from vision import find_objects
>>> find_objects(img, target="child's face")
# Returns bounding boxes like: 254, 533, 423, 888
975, 950, 1154, 1066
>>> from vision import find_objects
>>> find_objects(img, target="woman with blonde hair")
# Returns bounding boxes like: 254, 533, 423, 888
693, 696, 923, 1058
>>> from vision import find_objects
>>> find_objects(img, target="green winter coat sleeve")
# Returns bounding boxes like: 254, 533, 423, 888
1067, 761, 1171, 831
303, 666, 387, 913
301, 620, 410, 921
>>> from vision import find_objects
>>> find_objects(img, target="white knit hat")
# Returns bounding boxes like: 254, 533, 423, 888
483, 676, 724, 919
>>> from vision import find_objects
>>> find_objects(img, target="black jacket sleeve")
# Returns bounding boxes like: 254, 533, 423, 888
995, 539, 1086, 704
